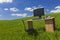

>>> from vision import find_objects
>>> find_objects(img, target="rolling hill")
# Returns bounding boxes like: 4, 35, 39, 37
0, 13, 60, 40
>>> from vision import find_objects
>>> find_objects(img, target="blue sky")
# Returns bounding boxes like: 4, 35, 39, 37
0, 0, 60, 20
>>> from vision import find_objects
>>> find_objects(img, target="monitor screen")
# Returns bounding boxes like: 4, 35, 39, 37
33, 8, 44, 17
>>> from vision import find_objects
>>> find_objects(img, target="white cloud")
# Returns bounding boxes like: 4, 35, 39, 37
0, 0, 13, 3
10, 7, 19, 12
50, 6, 60, 13
50, 9, 60, 13
11, 13, 27, 17
24, 7, 33, 12
3, 7, 19, 12
55, 6, 60, 9
4, 8, 8, 11
24, 5, 44, 12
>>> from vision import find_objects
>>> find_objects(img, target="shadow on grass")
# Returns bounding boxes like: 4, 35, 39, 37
26, 29, 38, 36
55, 28, 60, 31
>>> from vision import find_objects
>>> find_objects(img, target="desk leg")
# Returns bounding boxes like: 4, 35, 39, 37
27, 21, 33, 30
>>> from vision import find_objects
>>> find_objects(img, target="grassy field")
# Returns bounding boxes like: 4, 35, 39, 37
0, 13, 60, 40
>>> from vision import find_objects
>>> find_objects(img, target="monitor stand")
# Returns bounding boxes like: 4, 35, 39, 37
39, 16, 41, 19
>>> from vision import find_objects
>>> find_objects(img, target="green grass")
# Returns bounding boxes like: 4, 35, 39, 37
0, 13, 60, 40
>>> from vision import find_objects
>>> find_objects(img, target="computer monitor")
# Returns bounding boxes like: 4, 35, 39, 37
33, 8, 44, 18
